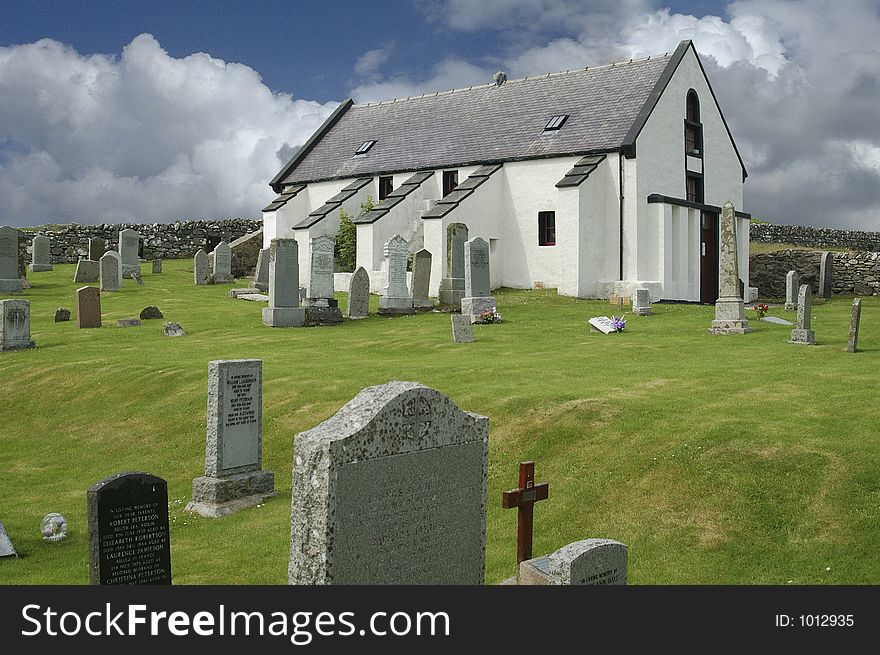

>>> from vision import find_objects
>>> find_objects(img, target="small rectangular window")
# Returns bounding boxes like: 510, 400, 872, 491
685, 122, 702, 155
442, 170, 459, 197
538, 211, 556, 246
355, 140, 376, 155
686, 175, 704, 204
378, 175, 393, 200
544, 115, 568, 131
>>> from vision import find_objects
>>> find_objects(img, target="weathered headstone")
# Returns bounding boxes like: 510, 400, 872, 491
131, 271, 144, 286
708, 201, 750, 335
588, 316, 616, 334
632, 288, 653, 316
378, 234, 414, 315
411, 248, 433, 310
88, 237, 105, 262
54, 308, 70, 322
1, 299, 35, 351
784, 270, 799, 311
0, 520, 17, 558
88, 472, 172, 585
212, 241, 234, 284
819, 251, 833, 299
0, 226, 23, 293
289, 381, 488, 584
163, 322, 185, 337
193, 249, 210, 285
846, 298, 862, 353
186, 359, 276, 518
30, 235, 52, 272
73, 259, 100, 283
451, 314, 474, 343
139, 306, 163, 320
251, 247, 269, 292
520, 538, 628, 586
461, 237, 496, 323
262, 238, 305, 327
438, 223, 468, 306
76, 286, 102, 328
99, 251, 121, 291
790, 284, 815, 344
117, 318, 141, 328
305, 236, 343, 324
118, 229, 141, 278
152, 259, 162, 274
347, 266, 370, 319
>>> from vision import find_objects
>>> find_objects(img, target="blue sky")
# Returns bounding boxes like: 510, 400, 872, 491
1, 1, 879, 229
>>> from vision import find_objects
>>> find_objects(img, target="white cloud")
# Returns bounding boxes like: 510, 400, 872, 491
0, 34, 336, 226
350, 57, 492, 103
355, 46, 393, 76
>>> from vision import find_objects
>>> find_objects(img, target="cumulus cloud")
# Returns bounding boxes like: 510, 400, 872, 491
355, 46, 393, 77
0, 34, 336, 226
350, 57, 492, 103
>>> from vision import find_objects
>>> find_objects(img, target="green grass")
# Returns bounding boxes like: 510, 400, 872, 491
1, 260, 878, 585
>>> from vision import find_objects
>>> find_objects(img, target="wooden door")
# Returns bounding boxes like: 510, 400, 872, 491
700, 211, 718, 304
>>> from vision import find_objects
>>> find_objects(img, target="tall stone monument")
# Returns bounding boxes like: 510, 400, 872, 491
784, 270, 800, 311
819, 251, 833, 300
847, 298, 862, 353
99, 251, 122, 292
0, 226, 23, 293
76, 286, 102, 329
212, 241, 234, 284
411, 248, 433, 311
461, 237, 496, 323
186, 359, 276, 518
289, 381, 488, 584
378, 234, 414, 315
708, 202, 750, 335
262, 238, 305, 327
305, 235, 342, 324
193, 249, 210, 285
118, 229, 141, 278
789, 284, 815, 345
30, 235, 52, 272
438, 223, 468, 306
1, 299, 35, 351
347, 266, 370, 319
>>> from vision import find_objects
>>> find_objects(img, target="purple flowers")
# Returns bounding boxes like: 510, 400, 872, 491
611, 315, 627, 332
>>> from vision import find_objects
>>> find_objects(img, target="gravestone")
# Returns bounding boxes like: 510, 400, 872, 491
87, 472, 172, 585
54, 308, 70, 322
152, 259, 162, 274
411, 249, 433, 310
140, 306, 163, 320
193, 249, 210, 285
708, 201, 750, 335
163, 322, 185, 337
305, 236, 343, 324
588, 316, 616, 334
1, 299, 35, 351
186, 359, 276, 518
846, 298, 862, 353
520, 539, 628, 585
88, 237, 105, 262
790, 284, 815, 344
378, 234, 414, 315
118, 229, 141, 278
262, 238, 305, 327
819, 251, 833, 299
0, 226, 23, 293
438, 223, 468, 306
99, 251, 121, 292
289, 381, 488, 584
251, 247, 269, 292
784, 270, 799, 311
117, 319, 141, 328
632, 288, 653, 316
212, 241, 234, 283
347, 266, 370, 319
73, 259, 100, 283
451, 314, 474, 343
0, 520, 16, 558
461, 237, 496, 323
76, 287, 101, 328
30, 235, 52, 272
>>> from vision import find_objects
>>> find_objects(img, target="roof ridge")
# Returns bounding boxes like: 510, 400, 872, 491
353, 51, 672, 108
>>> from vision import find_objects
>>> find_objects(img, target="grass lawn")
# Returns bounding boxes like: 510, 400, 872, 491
1, 259, 878, 585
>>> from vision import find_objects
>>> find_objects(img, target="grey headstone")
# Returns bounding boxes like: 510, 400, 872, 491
251, 247, 269, 292
760, 316, 794, 326
819, 251, 833, 299
588, 316, 616, 334
411, 249, 433, 309
118, 229, 141, 278
0, 226, 23, 293
117, 319, 141, 328
438, 223, 468, 306
0, 520, 16, 558
1, 299, 35, 351
186, 359, 275, 518
88, 237, 105, 262
548, 538, 628, 585
790, 284, 815, 344
163, 321, 185, 337
308, 235, 336, 301
193, 249, 210, 285
212, 241, 233, 283
847, 298, 862, 353
464, 237, 490, 298
347, 266, 370, 319
131, 272, 144, 286
262, 238, 305, 327
76, 286, 101, 328
30, 235, 52, 271
451, 314, 474, 343
88, 472, 171, 585
74, 259, 100, 283
54, 308, 71, 322
289, 381, 488, 584
99, 251, 121, 291
632, 288, 653, 316
784, 270, 799, 311
139, 306, 163, 320
378, 234, 414, 315
708, 202, 749, 334
152, 259, 162, 274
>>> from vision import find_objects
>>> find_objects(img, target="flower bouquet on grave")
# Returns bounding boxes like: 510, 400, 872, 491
753, 303, 769, 319
611, 315, 626, 332
479, 307, 503, 323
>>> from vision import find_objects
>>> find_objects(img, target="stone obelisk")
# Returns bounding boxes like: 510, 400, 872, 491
708, 201, 750, 335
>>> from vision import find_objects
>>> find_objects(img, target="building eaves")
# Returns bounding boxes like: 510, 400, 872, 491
555, 154, 607, 188
291, 178, 372, 230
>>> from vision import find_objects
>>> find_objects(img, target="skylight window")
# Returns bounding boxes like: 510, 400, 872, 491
355, 140, 376, 155
544, 115, 569, 131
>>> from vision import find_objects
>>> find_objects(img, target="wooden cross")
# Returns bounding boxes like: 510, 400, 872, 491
501, 461, 549, 565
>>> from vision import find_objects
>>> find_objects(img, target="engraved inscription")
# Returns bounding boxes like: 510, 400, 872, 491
472, 249, 489, 268
577, 567, 621, 585
313, 253, 332, 273
224, 372, 257, 428
219, 367, 260, 471
0, 241, 15, 259
100, 500, 169, 585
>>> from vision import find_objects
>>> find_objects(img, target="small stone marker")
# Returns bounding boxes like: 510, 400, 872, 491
152, 259, 162, 274
76, 286, 102, 329
461, 237, 496, 322
1, 299, 35, 351
251, 247, 269, 292
708, 201, 750, 334
632, 288, 653, 316
118, 229, 141, 278
193, 249, 210, 285
289, 381, 488, 584
347, 266, 370, 319
99, 251, 121, 291
212, 241, 234, 283
73, 259, 100, 283
378, 234, 414, 315
411, 248, 433, 310
54, 308, 70, 322
186, 359, 276, 518
0, 226, 23, 293
0, 520, 17, 558
784, 270, 799, 311
117, 318, 141, 328
139, 306, 163, 320
88, 237, 105, 262
262, 238, 305, 327
88, 472, 172, 585
790, 284, 815, 344
30, 235, 52, 272
846, 298, 862, 353
589, 316, 616, 334
819, 251, 833, 299
761, 316, 794, 326
438, 223, 468, 306
451, 314, 473, 343
502, 461, 549, 566
163, 321, 185, 337
542, 539, 629, 585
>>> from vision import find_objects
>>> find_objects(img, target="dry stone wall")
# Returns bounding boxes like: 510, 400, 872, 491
750, 223, 880, 252
750, 250, 880, 298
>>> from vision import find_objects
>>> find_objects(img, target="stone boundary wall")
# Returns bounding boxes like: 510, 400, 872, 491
750, 223, 880, 252
17, 219, 262, 265
750, 250, 880, 298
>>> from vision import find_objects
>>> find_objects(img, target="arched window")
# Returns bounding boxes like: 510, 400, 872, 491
685, 90, 702, 156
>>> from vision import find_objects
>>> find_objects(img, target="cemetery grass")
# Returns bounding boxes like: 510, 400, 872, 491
2, 260, 879, 585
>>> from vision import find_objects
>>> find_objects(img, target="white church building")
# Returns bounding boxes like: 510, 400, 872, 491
262, 40, 749, 303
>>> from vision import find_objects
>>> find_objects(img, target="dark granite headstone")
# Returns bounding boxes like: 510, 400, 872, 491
87, 472, 172, 585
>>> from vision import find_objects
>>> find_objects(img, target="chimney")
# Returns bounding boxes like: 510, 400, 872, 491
493, 71, 507, 87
